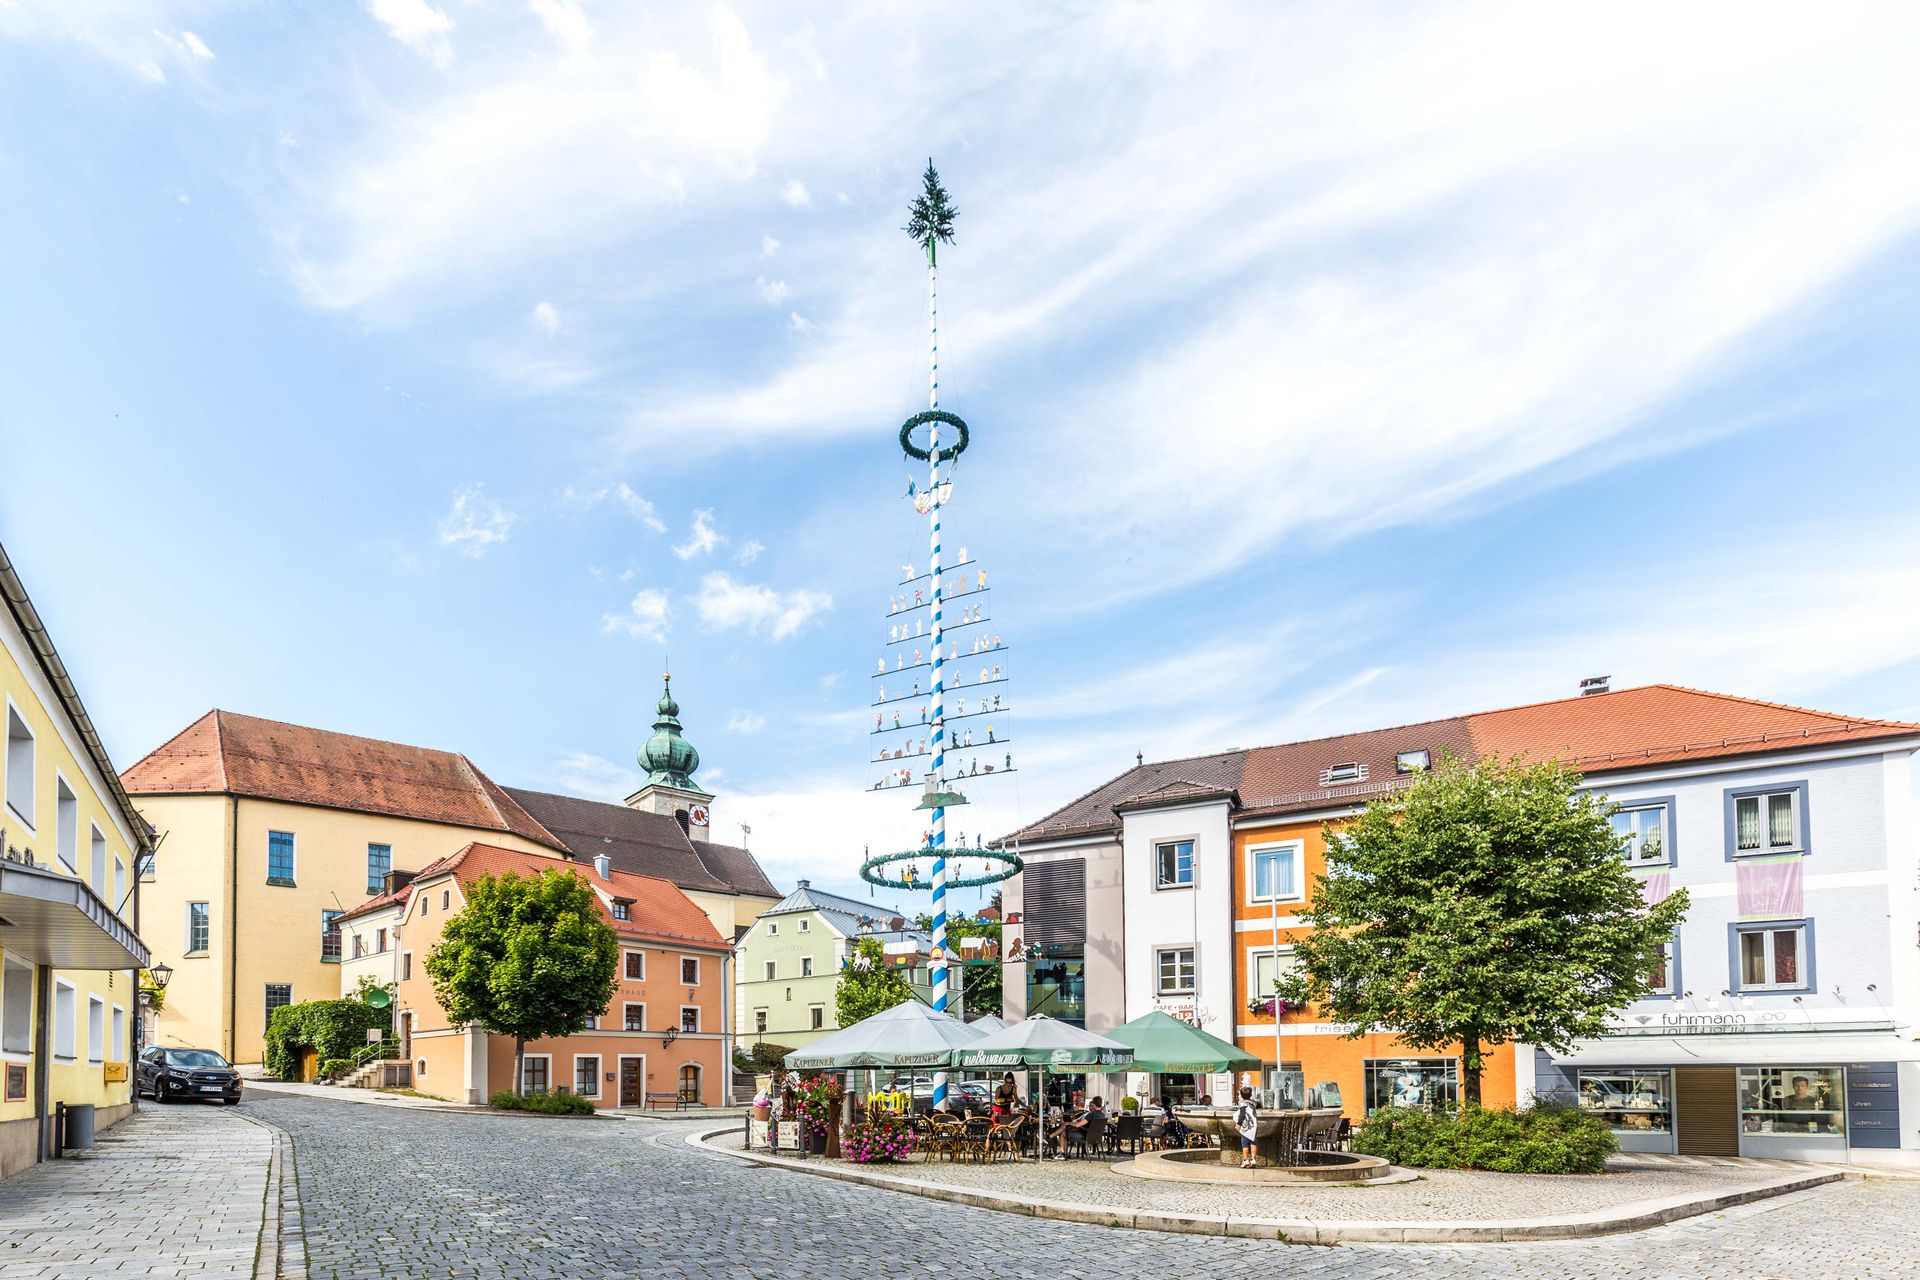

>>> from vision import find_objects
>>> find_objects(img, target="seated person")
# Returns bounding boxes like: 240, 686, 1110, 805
1055, 1098, 1107, 1153
1156, 1096, 1189, 1147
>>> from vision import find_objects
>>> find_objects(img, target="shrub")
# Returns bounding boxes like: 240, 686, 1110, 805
263, 998, 392, 1080
489, 1089, 597, 1115
840, 1113, 917, 1163
1119, 1096, 1140, 1112
745, 1042, 794, 1075
319, 1058, 354, 1081
1352, 1103, 1615, 1174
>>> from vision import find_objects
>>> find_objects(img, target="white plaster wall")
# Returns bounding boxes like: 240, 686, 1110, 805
1119, 800, 1234, 1040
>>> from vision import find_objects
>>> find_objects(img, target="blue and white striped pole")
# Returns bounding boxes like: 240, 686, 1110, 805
925, 235, 954, 1113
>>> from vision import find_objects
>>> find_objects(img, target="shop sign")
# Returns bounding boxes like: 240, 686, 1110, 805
1606, 1011, 1895, 1036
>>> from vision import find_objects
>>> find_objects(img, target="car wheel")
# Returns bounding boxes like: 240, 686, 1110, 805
222, 1098, 240, 1106
157, 1082, 173, 1104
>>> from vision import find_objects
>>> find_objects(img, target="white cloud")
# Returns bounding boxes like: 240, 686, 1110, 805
531, 300, 561, 333
181, 30, 213, 59
673, 508, 727, 559
562, 482, 665, 532
787, 311, 814, 333
725, 710, 767, 734
155, 29, 214, 62
761, 234, 780, 258
135, 58, 165, 83
601, 587, 671, 643
543, 750, 641, 801
779, 178, 810, 207
436, 483, 518, 557
755, 276, 789, 305
818, 671, 843, 689
364, 0, 452, 67
735, 538, 765, 565
530, 0, 591, 55
693, 571, 831, 640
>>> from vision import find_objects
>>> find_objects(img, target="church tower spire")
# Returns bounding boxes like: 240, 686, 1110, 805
627, 671, 714, 825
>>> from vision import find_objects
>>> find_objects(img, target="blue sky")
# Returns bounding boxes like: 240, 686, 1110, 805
3, 2, 1919, 909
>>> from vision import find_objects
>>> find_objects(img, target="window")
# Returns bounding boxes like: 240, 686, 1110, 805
264, 984, 293, 1030
401, 953, 413, 982
521, 1056, 550, 1095
55, 776, 77, 871
1395, 749, 1430, 774
441, 889, 450, 911
367, 844, 392, 895
1611, 801, 1673, 867
266, 831, 296, 885
137, 848, 155, 881
1027, 952, 1087, 1026
53, 982, 75, 1060
583, 1014, 598, 1030
809, 1005, 824, 1030
767, 922, 778, 936
1577, 1069, 1673, 1136
1727, 782, 1806, 857
113, 857, 126, 913
574, 1055, 601, 1098
352, 934, 365, 960
87, 997, 105, 1064
90, 825, 107, 896
1739, 1066, 1845, 1137
1321, 762, 1367, 785
680, 1006, 699, 1033
1155, 946, 1196, 995
611, 901, 630, 921
186, 902, 211, 954
680, 957, 699, 986
2, 959, 32, 1054
376, 928, 388, 953
1364, 1058, 1458, 1112
798, 919, 810, 933
624, 951, 645, 981
1249, 947, 1298, 1004
624, 1003, 646, 1031
1734, 922, 1811, 993
800, 956, 814, 977
321, 910, 344, 962
754, 1009, 768, 1034
110, 1005, 125, 1062
763, 961, 776, 980
5, 704, 35, 828
1647, 934, 1678, 995
419, 897, 427, 916
1154, 839, 1194, 889
1248, 841, 1301, 903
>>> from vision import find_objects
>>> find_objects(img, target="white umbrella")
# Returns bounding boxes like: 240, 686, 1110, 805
784, 1000, 987, 1071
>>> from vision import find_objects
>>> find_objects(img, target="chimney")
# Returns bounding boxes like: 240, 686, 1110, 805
796, 878, 810, 890
593, 853, 613, 880
1579, 675, 1611, 697
383, 869, 416, 896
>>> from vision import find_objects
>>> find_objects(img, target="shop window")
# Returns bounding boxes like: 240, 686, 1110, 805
1733, 922, 1811, 993
1726, 782, 1806, 857
1739, 1066, 1844, 1137
1611, 801, 1673, 867
1363, 1058, 1458, 1112
575, 1056, 600, 1098
1578, 1069, 1673, 1136
1026, 954, 1086, 1026
1155, 840, 1194, 889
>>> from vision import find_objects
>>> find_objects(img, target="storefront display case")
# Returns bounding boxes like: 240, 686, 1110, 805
1739, 1066, 1846, 1159
1577, 1069, 1675, 1153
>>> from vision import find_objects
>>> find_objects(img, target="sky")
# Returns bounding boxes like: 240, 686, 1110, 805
3, 2, 1919, 911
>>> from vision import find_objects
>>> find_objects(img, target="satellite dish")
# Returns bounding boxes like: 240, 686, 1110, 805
364, 988, 392, 1009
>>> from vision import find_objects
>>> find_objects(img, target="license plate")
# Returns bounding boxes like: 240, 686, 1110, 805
199, 1085, 224, 1093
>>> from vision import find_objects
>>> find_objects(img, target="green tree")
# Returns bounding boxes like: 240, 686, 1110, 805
1275, 754, 1688, 1106
426, 869, 619, 1095
835, 936, 917, 1027
948, 917, 1003, 1019
903, 159, 959, 264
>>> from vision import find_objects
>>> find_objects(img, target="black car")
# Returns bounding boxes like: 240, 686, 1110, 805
136, 1046, 243, 1105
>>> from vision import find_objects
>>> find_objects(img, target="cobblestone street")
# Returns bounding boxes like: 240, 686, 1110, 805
251, 1093, 1920, 1280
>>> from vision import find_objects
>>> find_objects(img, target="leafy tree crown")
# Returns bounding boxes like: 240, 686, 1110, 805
835, 935, 917, 1027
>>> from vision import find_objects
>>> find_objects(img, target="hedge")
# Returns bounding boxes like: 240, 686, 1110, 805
263, 998, 392, 1081
1351, 1103, 1616, 1174
489, 1089, 596, 1115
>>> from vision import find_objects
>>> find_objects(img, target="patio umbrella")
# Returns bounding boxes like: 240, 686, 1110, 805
965, 1015, 1010, 1033
954, 1016, 1134, 1156
783, 1000, 987, 1071
1108, 1010, 1261, 1075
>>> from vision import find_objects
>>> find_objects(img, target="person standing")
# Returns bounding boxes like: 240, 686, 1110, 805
1235, 1086, 1260, 1170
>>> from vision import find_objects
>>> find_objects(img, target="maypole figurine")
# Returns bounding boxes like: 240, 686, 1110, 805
862, 161, 1021, 1112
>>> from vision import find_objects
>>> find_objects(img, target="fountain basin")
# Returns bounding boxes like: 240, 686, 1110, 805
1117, 1147, 1399, 1185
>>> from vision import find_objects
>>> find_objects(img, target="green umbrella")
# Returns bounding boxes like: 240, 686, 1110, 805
1107, 1010, 1261, 1074
952, 1015, 1133, 1070
783, 1000, 986, 1070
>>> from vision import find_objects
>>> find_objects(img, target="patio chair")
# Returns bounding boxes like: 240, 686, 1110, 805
986, 1118, 1023, 1162
1107, 1112, 1143, 1156
920, 1114, 956, 1162
1068, 1115, 1107, 1159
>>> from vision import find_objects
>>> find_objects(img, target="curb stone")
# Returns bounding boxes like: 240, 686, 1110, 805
236, 1112, 309, 1279
689, 1125, 1845, 1243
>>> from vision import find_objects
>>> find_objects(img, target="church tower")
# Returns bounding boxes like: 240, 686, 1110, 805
625, 673, 715, 835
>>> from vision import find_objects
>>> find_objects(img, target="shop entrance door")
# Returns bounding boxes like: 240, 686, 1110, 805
619, 1057, 645, 1108
1674, 1067, 1739, 1155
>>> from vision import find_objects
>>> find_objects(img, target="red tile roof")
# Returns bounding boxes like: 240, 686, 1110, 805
1007, 685, 1920, 840
408, 842, 729, 950
121, 711, 566, 853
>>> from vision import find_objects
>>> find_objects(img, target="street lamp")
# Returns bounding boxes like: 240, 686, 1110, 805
149, 963, 173, 990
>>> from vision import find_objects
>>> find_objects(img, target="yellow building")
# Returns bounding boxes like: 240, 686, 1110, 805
0, 541, 152, 1180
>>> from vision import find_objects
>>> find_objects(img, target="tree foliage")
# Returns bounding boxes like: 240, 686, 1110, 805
904, 159, 958, 262
1274, 754, 1688, 1104
835, 936, 917, 1027
263, 997, 391, 1080
426, 868, 619, 1092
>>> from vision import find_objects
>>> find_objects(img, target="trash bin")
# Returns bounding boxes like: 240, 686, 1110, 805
62, 1102, 96, 1151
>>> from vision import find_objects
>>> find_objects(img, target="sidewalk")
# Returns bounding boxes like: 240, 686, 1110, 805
0, 1104, 289, 1279
245, 1078, 472, 1110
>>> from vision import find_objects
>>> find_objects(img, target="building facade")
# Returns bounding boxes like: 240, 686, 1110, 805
0, 542, 151, 1179
734, 882, 933, 1052
392, 842, 731, 1108
1002, 684, 1920, 1163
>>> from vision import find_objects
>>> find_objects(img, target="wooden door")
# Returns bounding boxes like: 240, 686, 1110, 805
620, 1058, 644, 1108
1675, 1067, 1739, 1156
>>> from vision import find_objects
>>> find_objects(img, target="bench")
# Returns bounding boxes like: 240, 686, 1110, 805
644, 1091, 685, 1110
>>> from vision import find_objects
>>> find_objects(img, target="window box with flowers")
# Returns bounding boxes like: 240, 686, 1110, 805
1248, 996, 1304, 1017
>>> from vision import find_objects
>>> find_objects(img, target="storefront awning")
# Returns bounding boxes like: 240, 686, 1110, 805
0, 857, 148, 970
1550, 1030, 1914, 1066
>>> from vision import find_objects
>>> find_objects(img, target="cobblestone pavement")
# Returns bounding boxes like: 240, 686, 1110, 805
249, 1092, 1920, 1280
0, 1102, 271, 1278
713, 1130, 1808, 1221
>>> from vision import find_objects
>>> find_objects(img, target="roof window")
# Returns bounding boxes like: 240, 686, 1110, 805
1320, 762, 1368, 785
1395, 749, 1430, 775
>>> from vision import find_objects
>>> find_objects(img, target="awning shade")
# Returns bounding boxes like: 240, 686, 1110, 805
784, 1000, 987, 1070
0, 858, 148, 970
1108, 1009, 1262, 1074
953, 1015, 1134, 1070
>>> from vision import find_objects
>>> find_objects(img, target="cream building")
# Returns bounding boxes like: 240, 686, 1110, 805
0, 541, 151, 1179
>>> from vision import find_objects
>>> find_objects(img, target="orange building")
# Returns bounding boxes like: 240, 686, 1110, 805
392, 842, 732, 1108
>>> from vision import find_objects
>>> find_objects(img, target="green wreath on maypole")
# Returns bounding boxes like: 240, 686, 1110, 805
899, 409, 969, 462
860, 845, 1022, 892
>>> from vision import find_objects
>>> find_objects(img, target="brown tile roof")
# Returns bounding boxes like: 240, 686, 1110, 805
1005, 685, 1920, 840
121, 711, 566, 853
502, 787, 778, 900
334, 880, 413, 923
409, 842, 729, 950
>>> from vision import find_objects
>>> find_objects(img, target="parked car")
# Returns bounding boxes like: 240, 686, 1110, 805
136, 1046, 243, 1105
880, 1074, 992, 1109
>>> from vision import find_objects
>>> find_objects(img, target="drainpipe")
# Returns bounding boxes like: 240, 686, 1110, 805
228, 795, 239, 1063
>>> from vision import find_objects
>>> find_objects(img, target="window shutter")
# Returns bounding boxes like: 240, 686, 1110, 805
1024, 858, 1085, 951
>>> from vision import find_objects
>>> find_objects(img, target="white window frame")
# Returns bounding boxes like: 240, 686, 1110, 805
1730, 786, 1804, 857
186, 901, 211, 955
1394, 749, 1430, 775
54, 773, 78, 873
1, 958, 33, 1057
401, 952, 413, 982
808, 1003, 825, 1031
679, 1005, 700, 1033
572, 1053, 602, 1099
680, 956, 700, 986
5, 699, 36, 832
87, 996, 105, 1064
1155, 946, 1197, 996
800, 956, 814, 977
1154, 838, 1196, 890
89, 823, 107, 897
623, 1002, 647, 1032
53, 979, 76, 1061
623, 950, 647, 981
113, 856, 126, 914
763, 960, 777, 981
797, 918, 810, 933
611, 900, 630, 922
767, 921, 778, 936
1246, 839, 1305, 905
1247, 945, 1298, 1000
1648, 935, 1677, 996
1611, 801, 1674, 868
110, 1004, 125, 1061
1734, 923, 1809, 993
753, 1008, 768, 1034
519, 1053, 553, 1096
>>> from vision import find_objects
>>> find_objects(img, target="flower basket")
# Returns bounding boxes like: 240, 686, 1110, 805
839, 1113, 919, 1164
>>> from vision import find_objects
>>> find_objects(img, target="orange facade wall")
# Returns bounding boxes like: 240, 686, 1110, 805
1232, 816, 1517, 1116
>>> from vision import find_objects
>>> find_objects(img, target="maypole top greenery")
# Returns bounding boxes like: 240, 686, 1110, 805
904, 159, 958, 264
